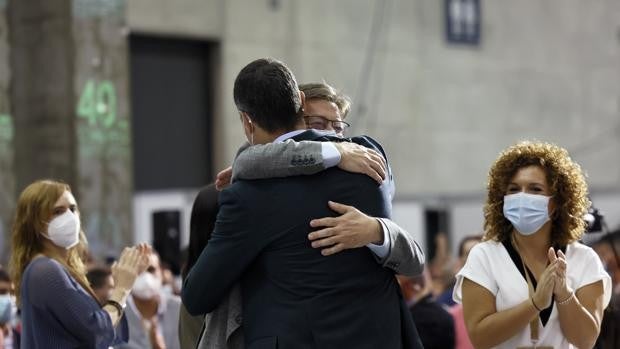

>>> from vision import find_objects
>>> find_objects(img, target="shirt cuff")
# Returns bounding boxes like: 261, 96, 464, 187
321, 142, 341, 168
366, 219, 390, 259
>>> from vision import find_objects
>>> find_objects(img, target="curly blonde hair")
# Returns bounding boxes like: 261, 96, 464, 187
9, 179, 95, 305
483, 141, 590, 246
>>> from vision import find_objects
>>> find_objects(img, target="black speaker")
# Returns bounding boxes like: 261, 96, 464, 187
424, 209, 450, 261
152, 210, 181, 275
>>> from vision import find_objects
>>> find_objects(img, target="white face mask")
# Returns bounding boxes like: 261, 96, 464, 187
43, 210, 80, 249
10, 295, 18, 327
0, 294, 12, 324
132, 272, 162, 300
503, 192, 551, 235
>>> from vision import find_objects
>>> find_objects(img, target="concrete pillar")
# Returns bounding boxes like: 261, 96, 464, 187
0, 0, 14, 261
7, 0, 133, 259
8, 0, 77, 190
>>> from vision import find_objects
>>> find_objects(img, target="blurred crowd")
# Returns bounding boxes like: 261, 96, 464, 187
2, 226, 618, 348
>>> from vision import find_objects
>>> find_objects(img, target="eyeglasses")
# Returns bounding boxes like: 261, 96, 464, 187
303, 115, 350, 134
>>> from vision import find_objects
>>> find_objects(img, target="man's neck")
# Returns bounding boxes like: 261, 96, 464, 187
254, 118, 307, 144
261, 127, 306, 144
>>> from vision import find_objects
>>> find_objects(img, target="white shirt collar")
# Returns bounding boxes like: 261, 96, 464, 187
273, 129, 336, 143
273, 130, 306, 143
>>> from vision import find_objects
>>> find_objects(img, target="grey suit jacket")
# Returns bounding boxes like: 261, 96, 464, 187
197, 139, 424, 349
231, 140, 324, 181
376, 218, 425, 276
197, 284, 244, 349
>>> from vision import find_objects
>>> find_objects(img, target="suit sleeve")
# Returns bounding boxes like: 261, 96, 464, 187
181, 187, 267, 316
375, 218, 425, 276
337, 135, 395, 201
344, 135, 425, 275
231, 139, 325, 181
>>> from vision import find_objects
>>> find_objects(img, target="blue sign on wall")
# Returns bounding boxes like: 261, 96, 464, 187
445, 0, 481, 45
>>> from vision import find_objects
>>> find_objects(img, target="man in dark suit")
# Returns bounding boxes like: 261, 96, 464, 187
183, 58, 419, 348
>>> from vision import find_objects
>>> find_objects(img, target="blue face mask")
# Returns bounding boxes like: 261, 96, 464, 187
0, 294, 11, 324
503, 192, 551, 235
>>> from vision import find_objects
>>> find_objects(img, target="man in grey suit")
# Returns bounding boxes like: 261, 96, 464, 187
193, 81, 424, 348
227, 81, 421, 269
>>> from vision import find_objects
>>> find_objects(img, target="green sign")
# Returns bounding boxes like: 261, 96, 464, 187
77, 79, 129, 159
73, 0, 125, 18
0, 114, 13, 142
77, 80, 117, 128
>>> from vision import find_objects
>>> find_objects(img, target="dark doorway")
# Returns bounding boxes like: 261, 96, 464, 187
424, 208, 451, 261
130, 35, 218, 190
152, 210, 181, 275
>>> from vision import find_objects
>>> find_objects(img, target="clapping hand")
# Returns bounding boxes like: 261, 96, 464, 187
111, 244, 152, 291
531, 259, 557, 310
548, 247, 572, 301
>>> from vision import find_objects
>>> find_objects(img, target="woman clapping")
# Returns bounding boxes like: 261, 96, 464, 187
9, 179, 151, 349
454, 141, 611, 349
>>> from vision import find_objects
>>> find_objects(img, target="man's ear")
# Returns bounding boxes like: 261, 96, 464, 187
240, 111, 253, 133
241, 111, 252, 125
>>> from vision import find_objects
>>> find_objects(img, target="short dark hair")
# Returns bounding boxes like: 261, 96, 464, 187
86, 267, 112, 289
458, 235, 483, 258
595, 228, 620, 264
182, 183, 219, 280
233, 58, 302, 133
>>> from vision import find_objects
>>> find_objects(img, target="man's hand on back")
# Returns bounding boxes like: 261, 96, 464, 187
308, 201, 383, 256
334, 142, 387, 184
215, 166, 233, 191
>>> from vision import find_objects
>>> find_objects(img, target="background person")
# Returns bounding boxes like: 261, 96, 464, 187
398, 267, 455, 349
87, 266, 115, 304
178, 183, 225, 349
446, 234, 481, 349
0, 266, 18, 349
593, 229, 620, 349
115, 252, 181, 349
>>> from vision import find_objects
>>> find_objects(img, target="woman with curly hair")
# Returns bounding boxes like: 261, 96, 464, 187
453, 141, 611, 349
9, 179, 151, 348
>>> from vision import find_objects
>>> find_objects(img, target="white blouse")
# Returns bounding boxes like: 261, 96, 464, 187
453, 240, 611, 349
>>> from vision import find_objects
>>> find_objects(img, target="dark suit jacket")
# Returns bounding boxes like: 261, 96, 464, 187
183, 130, 419, 349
